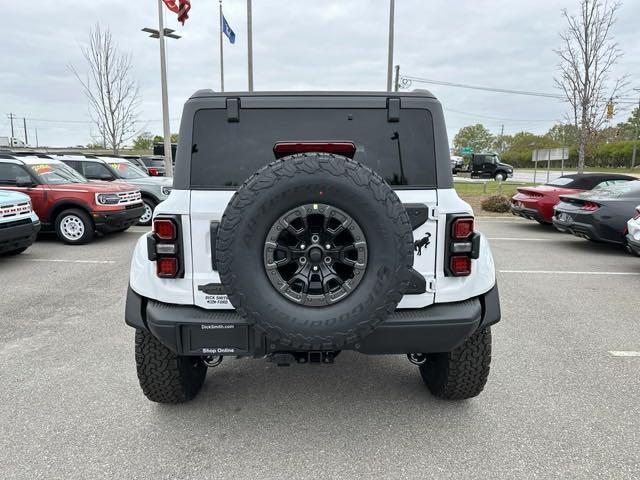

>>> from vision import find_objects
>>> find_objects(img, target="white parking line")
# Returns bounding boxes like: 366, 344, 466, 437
22, 259, 116, 265
499, 270, 640, 276
475, 218, 526, 223
488, 237, 556, 242
609, 351, 640, 357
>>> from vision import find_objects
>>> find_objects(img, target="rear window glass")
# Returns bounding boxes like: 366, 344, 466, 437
190, 108, 437, 188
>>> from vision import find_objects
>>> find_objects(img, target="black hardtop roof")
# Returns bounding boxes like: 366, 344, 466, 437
550, 173, 638, 190
557, 173, 638, 182
189, 89, 436, 100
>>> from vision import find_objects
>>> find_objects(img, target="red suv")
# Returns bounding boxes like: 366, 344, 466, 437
0, 155, 144, 244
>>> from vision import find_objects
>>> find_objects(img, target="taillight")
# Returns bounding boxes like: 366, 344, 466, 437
156, 257, 178, 278
447, 216, 477, 277
150, 217, 182, 279
273, 141, 357, 158
154, 219, 176, 240
148, 167, 158, 176
582, 201, 600, 212
452, 218, 474, 239
450, 256, 471, 276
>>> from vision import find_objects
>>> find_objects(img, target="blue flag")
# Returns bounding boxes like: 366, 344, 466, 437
222, 14, 236, 44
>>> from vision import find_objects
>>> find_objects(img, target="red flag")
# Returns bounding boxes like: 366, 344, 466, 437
162, 0, 191, 25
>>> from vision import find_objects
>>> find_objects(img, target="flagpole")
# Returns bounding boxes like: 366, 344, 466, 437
219, 0, 224, 92
247, 0, 254, 91
157, 0, 173, 176
386, 0, 395, 92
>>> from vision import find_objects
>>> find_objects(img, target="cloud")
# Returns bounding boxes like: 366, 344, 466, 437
1, 0, 638, 147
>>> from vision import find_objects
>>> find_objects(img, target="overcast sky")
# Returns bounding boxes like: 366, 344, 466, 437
1, 0, 639, 147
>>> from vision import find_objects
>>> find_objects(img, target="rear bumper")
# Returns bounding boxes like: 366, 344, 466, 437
511, 204, 546, 223
626, 234, 640, 256
125, 283, 501, 356
93, 204, 145, 232
0, 219, 40, 253
552, 217, 607, 243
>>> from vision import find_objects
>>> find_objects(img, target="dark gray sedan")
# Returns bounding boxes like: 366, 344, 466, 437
552, 179, 640, 245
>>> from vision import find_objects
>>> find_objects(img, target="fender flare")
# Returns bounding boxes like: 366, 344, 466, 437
47, 198, 93, 224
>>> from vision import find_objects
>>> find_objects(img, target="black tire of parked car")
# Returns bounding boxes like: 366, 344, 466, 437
216, 153, 415, 351
419, 327, 491, 399
54, 208, 95, 245
138, 198, 157, 226
135, 329, 208, 403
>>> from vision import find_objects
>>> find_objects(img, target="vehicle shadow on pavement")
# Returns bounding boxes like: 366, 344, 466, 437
556, 238, 629, 257
150, 352, 480, 424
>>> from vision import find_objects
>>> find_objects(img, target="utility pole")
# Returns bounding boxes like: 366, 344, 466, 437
247, 0, 253, 91
386, 0, 395, 91
35, 128, 39, 148
632, 88, 640, 169
499, 124, 504, 153
394, 65, 400, 92
219, 0, 225, 92
23, 118, 28, 146
157, 0, 173, 176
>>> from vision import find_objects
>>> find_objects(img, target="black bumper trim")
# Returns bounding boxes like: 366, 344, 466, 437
511, 205, 546, 223
0, 220, 40, 253
93, 205, 145, 232
552, 218, 605, 242
626, 234, 640, 256
125, 283, 501, 356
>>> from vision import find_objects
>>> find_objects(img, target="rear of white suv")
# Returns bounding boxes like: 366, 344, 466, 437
126, 91, 500, 403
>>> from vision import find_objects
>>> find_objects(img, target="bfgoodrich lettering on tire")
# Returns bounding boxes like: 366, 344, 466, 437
216, 153, 415, 350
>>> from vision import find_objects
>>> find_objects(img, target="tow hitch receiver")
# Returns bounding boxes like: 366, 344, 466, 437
267, 351, 339, 366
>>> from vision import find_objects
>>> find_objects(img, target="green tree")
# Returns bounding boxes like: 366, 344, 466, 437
453, 124, 495, 154
545, 124, 579, 146
152, 133, 179, 143
132, 132, 154, 150
615, 107, 640, 141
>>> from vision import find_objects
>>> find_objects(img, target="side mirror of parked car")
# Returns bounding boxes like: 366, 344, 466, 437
16, 177, 35, 188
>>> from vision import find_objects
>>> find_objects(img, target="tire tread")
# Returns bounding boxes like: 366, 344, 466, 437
134, 329, 207, 403
420, 327, 492, 400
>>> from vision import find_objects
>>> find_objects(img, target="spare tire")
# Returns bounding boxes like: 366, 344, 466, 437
216, 153, 414, 350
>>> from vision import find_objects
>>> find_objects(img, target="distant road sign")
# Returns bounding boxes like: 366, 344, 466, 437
532, 148, 568, 162
532, 147, 570, 183
460, 147, 473, 155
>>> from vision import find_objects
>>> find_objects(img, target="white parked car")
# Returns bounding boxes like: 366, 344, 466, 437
626, 205, 640, 256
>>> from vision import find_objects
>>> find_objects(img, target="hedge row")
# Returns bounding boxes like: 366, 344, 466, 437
501, 141, 639, 169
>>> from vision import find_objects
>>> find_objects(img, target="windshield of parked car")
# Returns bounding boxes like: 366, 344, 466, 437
28, 162, 87, 184
108, 161, 148, 179
547, 177, 574, 187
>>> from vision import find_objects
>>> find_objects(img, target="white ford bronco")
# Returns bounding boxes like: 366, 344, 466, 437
126, 90, 501, 403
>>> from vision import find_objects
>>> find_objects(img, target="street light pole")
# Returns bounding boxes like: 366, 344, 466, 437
157, 0, 173, 177
386, 0, 395, 92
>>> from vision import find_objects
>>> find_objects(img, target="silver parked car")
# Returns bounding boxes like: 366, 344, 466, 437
57, 155, 172, 226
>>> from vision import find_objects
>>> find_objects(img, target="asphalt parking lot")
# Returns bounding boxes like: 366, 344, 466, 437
1, 218, 639, 479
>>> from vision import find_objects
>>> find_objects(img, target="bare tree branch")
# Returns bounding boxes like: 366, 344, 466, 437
69, 24, 140, 154
554, 0, 627, 173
